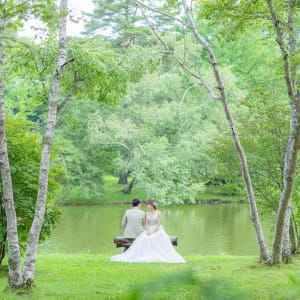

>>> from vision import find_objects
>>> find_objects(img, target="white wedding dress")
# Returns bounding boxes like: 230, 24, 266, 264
110, 211, 185, 263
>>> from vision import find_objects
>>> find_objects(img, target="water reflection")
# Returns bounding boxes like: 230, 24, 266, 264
40, 204, 272, 256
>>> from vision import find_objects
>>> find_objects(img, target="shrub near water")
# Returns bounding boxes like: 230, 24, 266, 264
0, 254, 299, 299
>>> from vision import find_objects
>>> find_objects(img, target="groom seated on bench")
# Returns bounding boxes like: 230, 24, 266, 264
115, 198, 145, 250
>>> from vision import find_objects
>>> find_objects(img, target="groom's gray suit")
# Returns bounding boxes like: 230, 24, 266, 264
121, 207, 146, 238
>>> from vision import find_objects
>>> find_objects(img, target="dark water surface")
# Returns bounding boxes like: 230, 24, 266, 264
40, 204, 272, 256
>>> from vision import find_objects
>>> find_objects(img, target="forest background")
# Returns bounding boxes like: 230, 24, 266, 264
1, 0, 299, 258
0, 0, 299, 295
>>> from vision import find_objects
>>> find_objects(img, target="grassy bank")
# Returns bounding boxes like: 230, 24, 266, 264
1, 254, 299, 299
58, 175, 243, 204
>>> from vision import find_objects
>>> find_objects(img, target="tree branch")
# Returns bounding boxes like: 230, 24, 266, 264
136, 0, 189, 29
58, 71, 83, 113
136, 1, 221, 100
266, 0, 300, 264
61, 57, 75, 69
182, 0, 226, 97
266, 0, 297, 106
98, 141, 131, 152
178, 84, 199, 132
227, 11, 288, 27
182, 0, 270, 261
287, 0, 297, 77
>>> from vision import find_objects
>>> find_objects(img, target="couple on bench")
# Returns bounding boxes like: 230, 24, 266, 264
110, 198, 185, 263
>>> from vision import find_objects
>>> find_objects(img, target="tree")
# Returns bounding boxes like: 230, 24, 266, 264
0, 116, 62, 265
265, 0, 300, 265
22, 0, 70, 285
0, 0, 42, 287
84, 0, 152, 47
198, 0, 300, 263
56, 101, 110, 201
136, 0, 270, 262
0, 0, 69, 287
206, 25, 300, 257
88, 63, 222, 203
136, 0, 300, 264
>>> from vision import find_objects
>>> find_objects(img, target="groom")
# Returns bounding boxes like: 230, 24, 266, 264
121, 198, 146, 238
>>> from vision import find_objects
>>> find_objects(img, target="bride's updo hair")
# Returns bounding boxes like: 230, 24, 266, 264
146, 199, 157, 210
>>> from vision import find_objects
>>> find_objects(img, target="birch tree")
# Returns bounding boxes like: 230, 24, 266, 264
197, 0, 300, 264
22, 0, 70, 285
0, 0, 54, 287
265, 0, 300, 264
0, 0, 69, 288
0, 1, 23, 287
136, 0, 270, 262
137, 0, 300, 264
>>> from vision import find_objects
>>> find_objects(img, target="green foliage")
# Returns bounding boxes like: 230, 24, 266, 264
3, 34, 151, 203
206, 26, 291, 214
88, 61, 221, 203
198, 0, 271, 39
53, 38, 160, 202
0, 115, 62, 250
84, 0, 152, 47
5, 35, 147, 118
5, 37, 57, 121
62, 37, 138, 104
0, 0, 57, 37
55, 101, 108, 201
57, 175, 243, 204
2, 0, 299, 256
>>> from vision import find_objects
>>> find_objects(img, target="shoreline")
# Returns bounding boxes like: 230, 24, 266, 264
55, 199, 245, 206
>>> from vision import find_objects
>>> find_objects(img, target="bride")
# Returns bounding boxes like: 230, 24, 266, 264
110, 199, 185, 263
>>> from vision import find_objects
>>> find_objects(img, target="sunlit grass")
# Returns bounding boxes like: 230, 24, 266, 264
0, 254, 299, 299
99, 175, 147, 203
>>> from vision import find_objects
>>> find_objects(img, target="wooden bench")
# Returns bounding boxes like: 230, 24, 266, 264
114, 236, 178, 251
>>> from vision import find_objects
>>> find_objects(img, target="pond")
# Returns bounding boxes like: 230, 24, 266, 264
40, 204, 272, 256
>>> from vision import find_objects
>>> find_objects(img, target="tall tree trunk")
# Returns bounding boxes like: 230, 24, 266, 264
0, 193, 7, 265
289, 220, 297, 254
137, 0, 270, 261
122, 178, 135, 194
281, 199, 292, 263
118, 172, 128, 184
0, 5, 23, 287
266, 0, 300, 264
23, 0, 69, 285
271, 106, 300, 264
182, 0, 270, 262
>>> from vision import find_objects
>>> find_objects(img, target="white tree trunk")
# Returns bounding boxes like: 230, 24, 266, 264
266, 0, 300, 264
281, 199, 291, 263
0, 8, 23, 288
137, 0, 271, 261
23, 0, 69, 285
271, 106, 300, 263
182, 0, 270, 262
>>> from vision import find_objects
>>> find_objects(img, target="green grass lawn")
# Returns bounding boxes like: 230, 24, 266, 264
99, 175, 147, 203
1, 254, 299, 299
